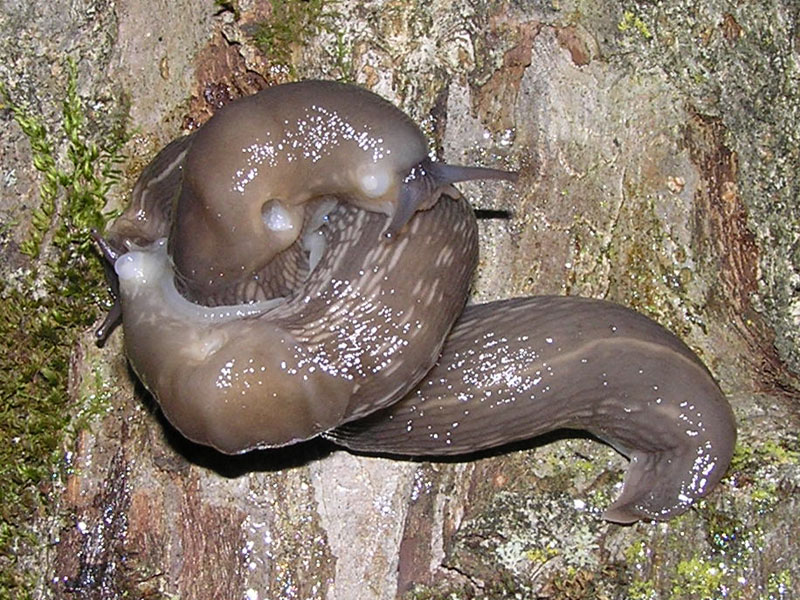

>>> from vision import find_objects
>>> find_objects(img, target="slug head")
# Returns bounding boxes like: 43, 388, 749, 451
163, 81, 517, 294
385, 158, 518, 237
166, 82, 427, 296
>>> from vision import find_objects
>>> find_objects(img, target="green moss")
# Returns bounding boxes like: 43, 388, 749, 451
525, 547, 559, 564
617, 10, 652, 40
3, 62, 124, 259
763, 570, 792, 600
671, 557, 724, 599
0, 59, 126, 595
625, 549, 729, 600
729, 438, 800, 473
251, 0, 346, 77
623, 539, 647, 566
627, 579, 658, 600
213, 0, 240, 19
729, 437, 799, 512
620, 485, 787, 600
758, 440, 800, 465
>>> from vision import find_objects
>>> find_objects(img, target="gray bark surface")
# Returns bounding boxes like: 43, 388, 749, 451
1, 0, 798, 598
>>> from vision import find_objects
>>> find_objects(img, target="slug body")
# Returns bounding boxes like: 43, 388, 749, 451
328, 297, 736, 523
100, 80, 736, 522
114, 198, 478, 453
128, 81, 514, 299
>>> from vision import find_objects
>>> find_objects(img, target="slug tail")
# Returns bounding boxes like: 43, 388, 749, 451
329, 297, 736, 524
602, 447, 703, 524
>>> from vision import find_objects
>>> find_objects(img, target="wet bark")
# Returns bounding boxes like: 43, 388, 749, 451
2, 0, 799, 598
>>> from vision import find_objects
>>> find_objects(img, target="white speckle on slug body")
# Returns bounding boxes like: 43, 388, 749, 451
233, 102, 396, 201
262, 200, 295, 231
358, 168, 391, 198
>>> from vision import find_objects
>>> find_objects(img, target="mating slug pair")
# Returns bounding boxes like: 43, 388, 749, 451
96, 80, 736, 523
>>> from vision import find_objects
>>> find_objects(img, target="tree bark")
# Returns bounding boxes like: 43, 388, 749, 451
2, 0, 799, 598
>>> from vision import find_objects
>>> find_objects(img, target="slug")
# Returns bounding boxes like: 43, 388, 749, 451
101, 197, 479, 452
109, 80, 516, 301
327, 297, 737, 523
98, 80, 736, 523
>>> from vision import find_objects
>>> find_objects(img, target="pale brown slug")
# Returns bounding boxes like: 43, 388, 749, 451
106, 197, 478, 452
97, 80, 736, 523
328, 296, 736, 523
111, 80, 516, 300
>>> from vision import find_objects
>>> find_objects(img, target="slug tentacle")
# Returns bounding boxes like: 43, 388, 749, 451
91, 229, 125, 345
386, 158, 518, 237
327, 297, 736, 523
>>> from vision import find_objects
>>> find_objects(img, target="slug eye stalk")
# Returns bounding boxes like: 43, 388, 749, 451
91, 229, 123, 346
385, 158, 518, 238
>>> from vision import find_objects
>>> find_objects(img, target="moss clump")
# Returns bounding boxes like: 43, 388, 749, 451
617, 10, 652, 40
627, 579, 658, 600
0, 59, 126, 595
729, 436, 799, 513
3, 62, 124, 259
671, 557, 724, 599
766, 570, 792, 599
251, 0, 347, 77
624, 548, 729, 600
213, 0, 240, 20
252, 0, 337, 62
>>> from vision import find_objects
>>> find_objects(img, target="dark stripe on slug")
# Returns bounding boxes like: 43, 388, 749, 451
108, 133, 195, 248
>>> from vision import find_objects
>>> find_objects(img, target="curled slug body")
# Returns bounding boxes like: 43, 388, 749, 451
328, 297, 736, 523
112, 197, 478, 453
101, 80, 736, 523
118, 80, 515, 299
